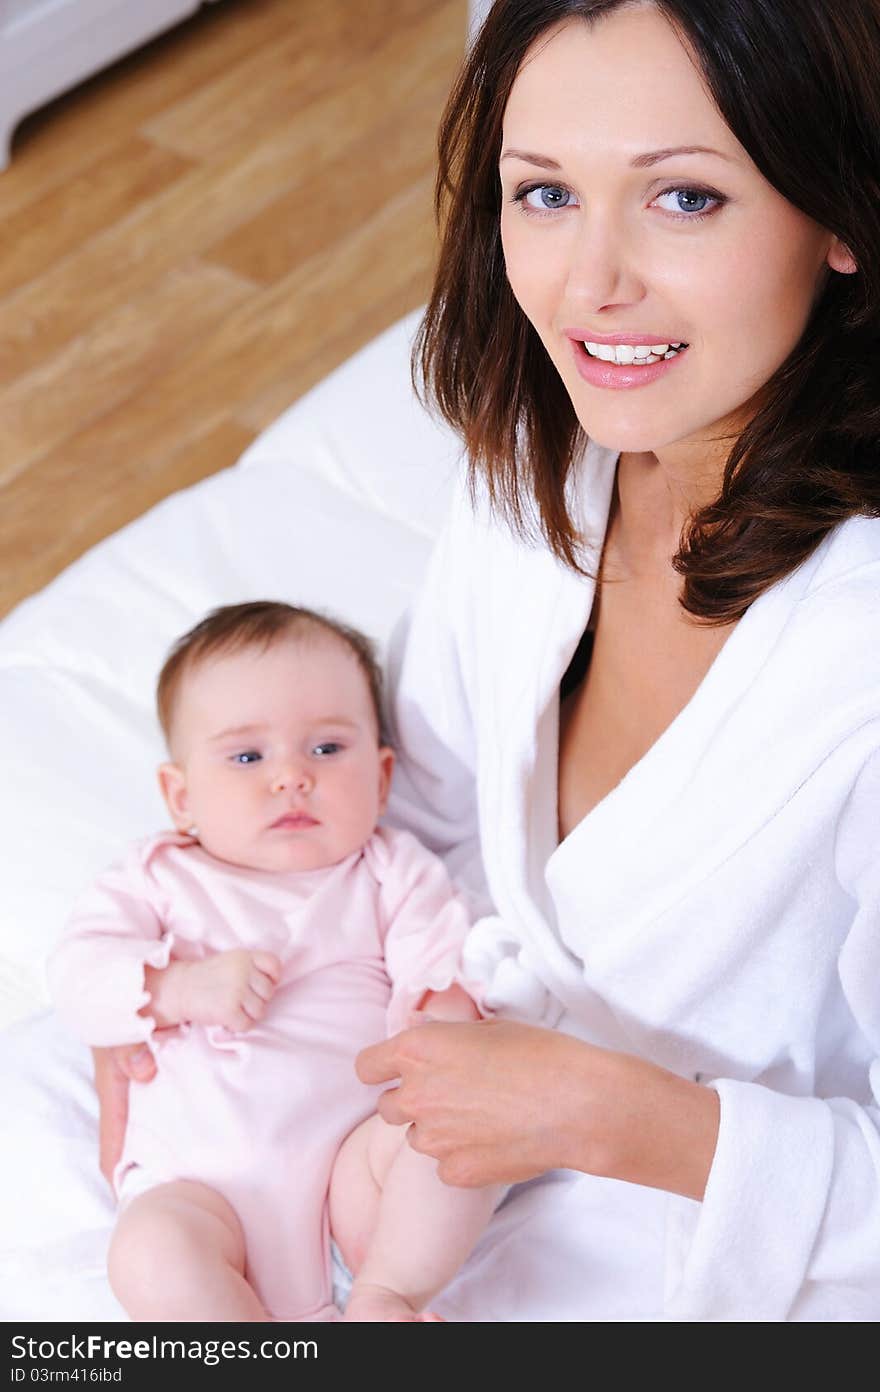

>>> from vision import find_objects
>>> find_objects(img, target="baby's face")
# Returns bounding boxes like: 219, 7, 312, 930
158, 635, 394, 873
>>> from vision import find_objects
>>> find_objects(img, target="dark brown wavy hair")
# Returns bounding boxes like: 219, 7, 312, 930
415, 0, 880, 623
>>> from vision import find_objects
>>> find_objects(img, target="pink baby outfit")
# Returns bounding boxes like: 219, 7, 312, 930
49, 825, 471, 1321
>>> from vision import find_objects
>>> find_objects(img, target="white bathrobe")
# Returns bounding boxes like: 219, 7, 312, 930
386, 439, 880, 1322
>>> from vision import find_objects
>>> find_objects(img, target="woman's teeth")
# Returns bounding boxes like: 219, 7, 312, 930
583, 341, 686, 365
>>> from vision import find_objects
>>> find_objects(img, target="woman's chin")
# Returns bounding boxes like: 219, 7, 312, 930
576, 411, 722, 460
577, 421, 666, 456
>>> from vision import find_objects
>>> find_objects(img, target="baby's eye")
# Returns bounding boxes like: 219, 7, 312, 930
230, 750, 262, 765
517, 183, 579, 212
311, 742, 342, 758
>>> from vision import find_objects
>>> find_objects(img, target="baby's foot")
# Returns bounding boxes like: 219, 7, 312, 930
343, 1282, 445, 1322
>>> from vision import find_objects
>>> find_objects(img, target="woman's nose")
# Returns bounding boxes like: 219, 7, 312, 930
270, 765, 313, 795
565, 216, 645, 314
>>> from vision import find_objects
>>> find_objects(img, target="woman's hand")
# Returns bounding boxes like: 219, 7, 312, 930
356, 1019, 719, 1200
357, 1018, 600, 1187
92, 1044, 156, 1186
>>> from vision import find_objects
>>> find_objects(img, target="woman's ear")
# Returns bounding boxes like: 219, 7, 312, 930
157, 763, 192, 832
827, 236, 857, 275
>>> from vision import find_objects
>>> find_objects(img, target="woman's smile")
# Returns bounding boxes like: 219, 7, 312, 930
568, 330, 690, 389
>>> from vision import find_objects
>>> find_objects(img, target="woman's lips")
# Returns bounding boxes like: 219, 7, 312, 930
270, 812, 320, 830
568, 336, 689, 390
565, 329, 686, 346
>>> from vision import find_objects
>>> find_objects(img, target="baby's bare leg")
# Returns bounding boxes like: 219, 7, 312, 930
330, 1114, 500, 1322
108, 1180, 270, 1322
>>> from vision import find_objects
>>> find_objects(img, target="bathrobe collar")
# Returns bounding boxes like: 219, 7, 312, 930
477, 438, 842, 1011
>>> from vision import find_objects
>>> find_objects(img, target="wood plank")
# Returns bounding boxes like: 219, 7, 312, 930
0, 2, 460, 389
0, 0, 299, 219
204, 74, 449, 285
1, 0, 465, 615
0, 137, 193, 300
142, 0, 458, 161
234, 268, 431, 434
0, 418, 256, 616
101, 171, 436, 448
3, 172, 433, 555
0, 261, 257, 485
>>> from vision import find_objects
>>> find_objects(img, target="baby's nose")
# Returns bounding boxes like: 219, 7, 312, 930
271, 765, 313, 795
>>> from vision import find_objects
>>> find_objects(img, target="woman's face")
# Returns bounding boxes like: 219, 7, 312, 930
498, 5, 854, 462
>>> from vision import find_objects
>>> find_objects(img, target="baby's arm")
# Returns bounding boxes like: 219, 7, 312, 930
49, 845, 281, 1046
377, 828, 486, 1036
141, 950, 281, 1033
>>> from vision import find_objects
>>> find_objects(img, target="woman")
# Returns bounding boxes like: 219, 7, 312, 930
99, 0, 880, 1319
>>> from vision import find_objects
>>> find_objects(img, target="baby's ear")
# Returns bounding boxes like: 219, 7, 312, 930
157, 762, 191, 831
377, 746, 395, 814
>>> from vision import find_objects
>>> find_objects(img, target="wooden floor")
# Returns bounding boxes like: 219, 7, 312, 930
0, 0, 465, 616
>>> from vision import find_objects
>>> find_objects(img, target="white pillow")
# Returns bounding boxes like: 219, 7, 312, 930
0, 310, 462, 1030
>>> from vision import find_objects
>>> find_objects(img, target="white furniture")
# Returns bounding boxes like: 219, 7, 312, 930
0, 0, 221, 168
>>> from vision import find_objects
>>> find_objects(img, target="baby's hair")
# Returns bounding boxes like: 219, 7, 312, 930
156, 601, 387, 747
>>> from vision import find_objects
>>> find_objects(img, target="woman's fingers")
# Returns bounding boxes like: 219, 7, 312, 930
375, 1084, 408, 1127
356, 1035, 405, 1085
359, 1020, 597, 1186
92, 1047, 134, 1186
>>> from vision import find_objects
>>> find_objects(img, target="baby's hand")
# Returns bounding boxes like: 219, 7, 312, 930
409, 981, 481, 1025
178, 950, 282, 1032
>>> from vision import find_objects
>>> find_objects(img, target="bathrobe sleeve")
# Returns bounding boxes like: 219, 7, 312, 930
668, 748, 880, 1321
47, 837, 177, 1048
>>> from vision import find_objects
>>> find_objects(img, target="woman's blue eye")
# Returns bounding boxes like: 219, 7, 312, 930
520, 184, 577, 211
655, 187, 720, 218
312, 742, 342, 757
231, 750, 261, 765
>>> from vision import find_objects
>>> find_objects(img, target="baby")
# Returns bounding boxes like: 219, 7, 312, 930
49, 601, 498, 1322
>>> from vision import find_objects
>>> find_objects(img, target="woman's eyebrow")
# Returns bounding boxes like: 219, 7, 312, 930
500, 144, 734, 168
500, 150, 562, 169
630, 144, 735, 167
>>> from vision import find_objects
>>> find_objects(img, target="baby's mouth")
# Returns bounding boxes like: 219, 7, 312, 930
270, 812, 320, 829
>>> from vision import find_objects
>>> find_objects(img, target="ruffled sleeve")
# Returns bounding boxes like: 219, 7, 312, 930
369, 827, 484, 1037
47, 835, 180, 1048
665, 748, 880, 1321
